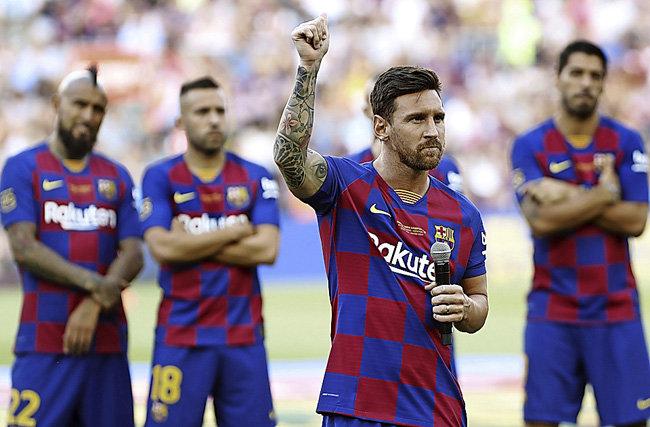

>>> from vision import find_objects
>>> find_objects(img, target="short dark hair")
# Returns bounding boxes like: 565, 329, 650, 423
558, 40, 608, 75
86, 63, 98, 86
180, 76, 220, 97
370, 66, 442, 122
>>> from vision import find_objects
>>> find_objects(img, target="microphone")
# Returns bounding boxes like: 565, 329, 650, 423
430, 241, 452, 346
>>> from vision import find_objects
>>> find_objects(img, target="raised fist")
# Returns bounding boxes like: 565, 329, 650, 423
291, 14, 329, 64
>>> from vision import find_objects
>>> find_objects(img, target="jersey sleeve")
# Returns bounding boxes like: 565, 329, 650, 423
140, 165, 173, 233
250, 171, 280, 227
618, 131, 649, 203
464, 210, 487, 279
116, 167, 142, 241
0, 155, 36, 228
301, 156, 347, 215
510, 136, 544, 204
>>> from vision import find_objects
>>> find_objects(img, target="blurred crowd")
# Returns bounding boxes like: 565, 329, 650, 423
1, 0, 650, 279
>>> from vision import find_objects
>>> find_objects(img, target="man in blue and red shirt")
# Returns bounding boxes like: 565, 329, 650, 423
274, 16, 488, 426
140, 76, 280, 426
0, 66, 143, 426
511, 40, 650, 426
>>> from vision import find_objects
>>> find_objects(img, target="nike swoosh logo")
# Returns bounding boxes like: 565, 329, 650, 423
638, 397, 650, 410
42, 179, 64, 191
173, 191, 195, 204
549, 160, 572, 174
370, 203, 391, 217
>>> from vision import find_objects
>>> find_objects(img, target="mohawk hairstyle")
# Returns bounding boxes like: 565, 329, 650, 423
180, 76, 220, 97
86, 63, 99, 86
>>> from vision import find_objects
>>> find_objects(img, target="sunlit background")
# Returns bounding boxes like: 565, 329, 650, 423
1, 0, 650, 425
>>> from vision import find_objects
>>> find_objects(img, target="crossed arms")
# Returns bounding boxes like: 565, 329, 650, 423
520, 156, 647, 238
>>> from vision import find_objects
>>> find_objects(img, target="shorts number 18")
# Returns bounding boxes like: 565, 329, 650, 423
150, 364, 183, 405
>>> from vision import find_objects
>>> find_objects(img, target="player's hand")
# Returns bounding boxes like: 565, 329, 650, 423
424, 283, 471, 323
291, 14, 329, 65
524, 178, 581, 205
594, 153, 621, 203
89, 275, 127, 310
63, 297, 100, 355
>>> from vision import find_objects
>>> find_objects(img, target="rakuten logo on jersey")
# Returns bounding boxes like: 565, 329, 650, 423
44, 201, 117, 231
368, 232, 434, 282
176, 213, 248, 235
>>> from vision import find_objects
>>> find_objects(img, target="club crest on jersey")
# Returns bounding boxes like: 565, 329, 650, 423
512, 169, 525, 192
0, 188, 17, 213
434, 225, 455, 250
139, 197, 153, 221
98, 179, 117, 200
226, 186, 250, 209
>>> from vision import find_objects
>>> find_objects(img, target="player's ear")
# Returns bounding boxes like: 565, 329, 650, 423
373, 115, 389, 142
52, 93, 61, 110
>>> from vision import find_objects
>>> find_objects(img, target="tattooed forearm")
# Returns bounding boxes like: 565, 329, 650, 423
274, 135, 307, 188
275, 64, 319, 189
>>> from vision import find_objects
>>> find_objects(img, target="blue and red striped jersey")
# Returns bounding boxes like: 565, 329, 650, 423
140, 153, 280, 347
0, 143, 140, 354
304, 156, 486, 426
349, 148, 463, 193
511, 117, 649, 324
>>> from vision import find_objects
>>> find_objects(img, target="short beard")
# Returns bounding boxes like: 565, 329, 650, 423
58, 122, 95, 159
392, 136, 442, 171
562, 96, 597, 120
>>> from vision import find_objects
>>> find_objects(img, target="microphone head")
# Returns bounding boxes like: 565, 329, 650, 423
430, 241, 451, 262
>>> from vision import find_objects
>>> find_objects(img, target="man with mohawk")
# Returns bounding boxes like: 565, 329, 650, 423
0, 65, 143, 426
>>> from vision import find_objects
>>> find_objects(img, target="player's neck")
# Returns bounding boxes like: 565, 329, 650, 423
554, 111, 599, 138
184, 148, 226, 182
374, 155, 429, 201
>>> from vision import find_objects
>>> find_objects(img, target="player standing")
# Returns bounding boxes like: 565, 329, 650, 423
511, 40, 650, 426
0, 66, 143, 426
274, 15, 488, 426
140, 76, 280, 427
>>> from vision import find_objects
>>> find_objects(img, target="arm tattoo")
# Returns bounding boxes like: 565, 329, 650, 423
274, 65, 319, 189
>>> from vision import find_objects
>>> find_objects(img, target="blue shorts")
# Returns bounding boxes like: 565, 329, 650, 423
144, 342, 275, 427
322, 414, 396, 426
524, 320, 650, 425
8, 353, 134, 427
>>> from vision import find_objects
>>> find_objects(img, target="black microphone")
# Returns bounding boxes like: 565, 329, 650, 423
430, 241, 452, 346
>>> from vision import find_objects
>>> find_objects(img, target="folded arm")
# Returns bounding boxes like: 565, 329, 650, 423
211, 224, 280, 267
144, 219, 253, 264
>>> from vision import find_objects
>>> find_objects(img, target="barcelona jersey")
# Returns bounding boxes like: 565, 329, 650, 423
0, 143, 140, 354
511, 117, 649, 324
140, 153, 280, 347
304, 156, 486, 426
349, 148, 463, 193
